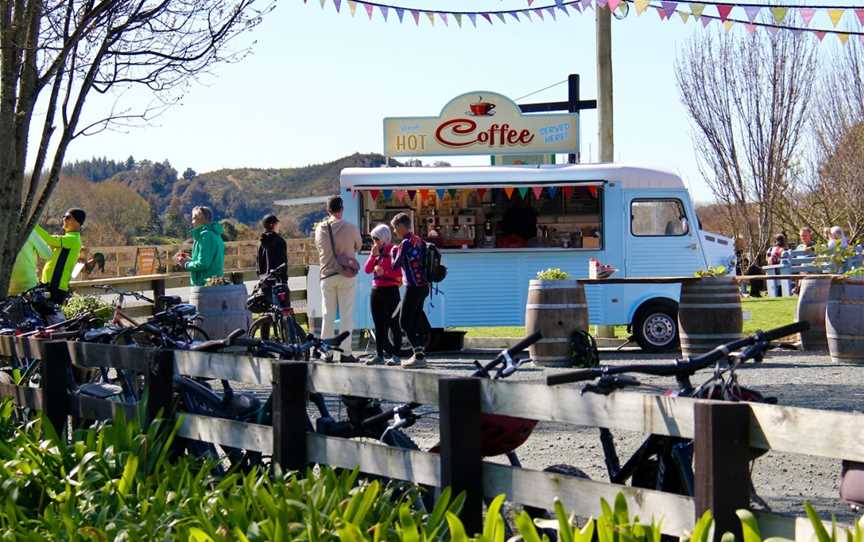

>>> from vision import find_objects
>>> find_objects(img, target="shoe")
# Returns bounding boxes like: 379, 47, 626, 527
386, 356, 401, 366
366, 355, 385, 366
340, 354, 359, 364
401, 354, 427, 369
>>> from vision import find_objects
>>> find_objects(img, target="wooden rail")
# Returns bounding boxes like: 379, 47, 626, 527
0, 338, 857, 539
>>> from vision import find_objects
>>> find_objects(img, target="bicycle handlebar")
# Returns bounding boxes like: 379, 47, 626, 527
545, 321, 809, 387
93, 284, 155, 304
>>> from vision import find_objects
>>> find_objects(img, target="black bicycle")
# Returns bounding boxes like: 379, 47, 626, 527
247, 263, 307, 354
544, 321, 808, 506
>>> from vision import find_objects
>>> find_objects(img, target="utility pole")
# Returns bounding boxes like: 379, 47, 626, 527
595, 4, 616, 340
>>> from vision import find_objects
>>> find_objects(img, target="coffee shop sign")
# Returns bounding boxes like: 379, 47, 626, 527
383, 91, 579, 158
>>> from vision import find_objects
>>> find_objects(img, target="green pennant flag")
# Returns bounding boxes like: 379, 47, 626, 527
517, 187, 529, 199
448, 188, 458, 198
770, 6, 787, 23
454, 13, 462, 26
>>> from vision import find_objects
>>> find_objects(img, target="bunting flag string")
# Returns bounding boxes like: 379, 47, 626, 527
303, 0, 864, 43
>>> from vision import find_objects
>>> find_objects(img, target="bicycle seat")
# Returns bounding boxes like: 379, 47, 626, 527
157, 295, 182, 307
224, 392, 261, 417
78, 382, 125, 400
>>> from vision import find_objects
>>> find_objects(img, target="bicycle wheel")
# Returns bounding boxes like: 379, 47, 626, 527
249, 315, 281, 341
184, 325, 209, 343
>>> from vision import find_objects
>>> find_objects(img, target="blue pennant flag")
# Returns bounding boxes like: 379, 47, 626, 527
546, 186, 559, 199
436, 189, 446, 199
382, 189, 393, 200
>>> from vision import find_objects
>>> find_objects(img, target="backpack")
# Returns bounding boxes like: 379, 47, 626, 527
424, 242, 447, 283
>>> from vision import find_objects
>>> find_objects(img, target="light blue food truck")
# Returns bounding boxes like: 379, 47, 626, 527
339, 163, 734, 352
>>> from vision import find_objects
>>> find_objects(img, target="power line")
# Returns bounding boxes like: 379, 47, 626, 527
515, 79, 568, 101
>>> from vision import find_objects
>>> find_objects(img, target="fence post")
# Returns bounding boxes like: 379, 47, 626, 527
439, 377, 483, 535
151, 278, 166, 313
146, 350, 175, 424
42, 341, 70, 441
272, 361, 308, 473
694, 402, 751, 542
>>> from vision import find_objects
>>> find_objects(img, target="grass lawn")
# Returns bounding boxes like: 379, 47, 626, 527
456, 296, 797, 338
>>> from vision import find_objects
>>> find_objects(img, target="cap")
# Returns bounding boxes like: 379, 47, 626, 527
262, 213, 279, 228
66, 208, 86, 225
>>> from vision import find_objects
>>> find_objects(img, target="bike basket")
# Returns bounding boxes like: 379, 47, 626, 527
247, 294, 270, 314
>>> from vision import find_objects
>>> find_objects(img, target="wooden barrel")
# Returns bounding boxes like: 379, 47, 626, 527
190, 283, 251, 340
525, 279, 589, 367
795, 277, 831, 351
826, 278, 864, 363
678, 277, 743, 358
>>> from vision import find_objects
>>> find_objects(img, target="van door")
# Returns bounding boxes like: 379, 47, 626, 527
625, 195, 707, 277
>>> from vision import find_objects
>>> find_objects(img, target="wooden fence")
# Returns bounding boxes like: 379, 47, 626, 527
0, 338, 858, 540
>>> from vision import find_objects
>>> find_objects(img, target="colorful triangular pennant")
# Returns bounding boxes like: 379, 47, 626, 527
596, 0, 608, 8
532, 187, 543, 199
380, 5, 388, 20
608, 0, 620, 11
700, 15, 711, 27
678, 10, 689, 22
395, 7, 404, 22
635, 0, 650, 15
770, 7, 787, 24
364, 3, 373, 19
418, 189, 429, 200
425, 11, 435, 25
562, 186, 574, 200
689, 3, 705, 19
743, 5, 760, 22
815, 30, 826, 41
436, 189, 445, 199
799, 7, 815, 26
468, 12, 477, 26
454, 13, 462, 26
477, 188, 488, 199
517, 187, 529, 200
546, 7, 557, 19
661, 1, 677, 19
716, 3, 732, 21
495, 12, 507, 23
382, 189, 393, 200
504, 187, 515, 199
407, 190, 417, 201
534, 8, 544, 19
723, 20, 734, 31
481, 12, 493, 23
827, 9, 844, 27
509, 11, 521, 21
547, 186, 559, 199
838, 33, 850, 45
334, 0, 341, 12
319, 0, 325, 8
448, 188, 458, 198
766, 24, 780, 36
369, 189, 380, 200
347, 0, 356, 16
411, 9, 420, 24
857, 9, 864, 26
581, 0, 593, 11
440, 12, 448, 25
656, 6, 667, 20
745, 22, 756, 33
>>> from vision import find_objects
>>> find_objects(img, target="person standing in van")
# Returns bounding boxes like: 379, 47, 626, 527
364, 224, 402, 366
314, 196, 362, 362
391, 212, 428, 369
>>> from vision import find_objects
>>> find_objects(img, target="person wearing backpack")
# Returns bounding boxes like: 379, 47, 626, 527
314, 196, 362, 362
391, 212, 429, 369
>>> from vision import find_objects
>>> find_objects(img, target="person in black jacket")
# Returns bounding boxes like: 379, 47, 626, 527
257, 214, 288, 283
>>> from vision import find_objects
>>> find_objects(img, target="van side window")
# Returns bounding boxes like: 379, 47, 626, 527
631, 199, 689, 237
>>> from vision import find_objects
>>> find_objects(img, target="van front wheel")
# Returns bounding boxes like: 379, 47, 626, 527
633, 302, 679, 353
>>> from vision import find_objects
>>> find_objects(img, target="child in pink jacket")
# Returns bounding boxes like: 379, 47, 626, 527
364, 224, 403, 365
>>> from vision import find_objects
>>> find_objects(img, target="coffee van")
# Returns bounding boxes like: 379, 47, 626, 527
339, 163, 733, 352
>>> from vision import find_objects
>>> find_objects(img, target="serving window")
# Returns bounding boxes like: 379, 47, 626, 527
357, 183, 603, 250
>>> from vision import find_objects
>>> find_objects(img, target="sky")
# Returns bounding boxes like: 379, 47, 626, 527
59, 0, 857, 203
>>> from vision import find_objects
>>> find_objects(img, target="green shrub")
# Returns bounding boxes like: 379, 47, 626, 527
62, 293, 113, 320
694, 265, 728, 278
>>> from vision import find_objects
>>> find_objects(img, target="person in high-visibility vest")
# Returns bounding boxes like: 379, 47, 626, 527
35, 208, 85, 304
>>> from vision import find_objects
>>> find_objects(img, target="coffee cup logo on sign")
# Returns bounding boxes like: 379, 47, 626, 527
468, 96, 496, 117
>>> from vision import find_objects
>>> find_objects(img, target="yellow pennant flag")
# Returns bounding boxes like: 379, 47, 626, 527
635, 0, 650, 15
347, 0, 356, 16
425, 11, 435, 25
689, 3, 705, 18
827, 9, 844, 27
838, 32, 850, 44
770, 6, 787, 23
454, 12, 462, 26
723, 19, 734, 31
678, 10, 689, 22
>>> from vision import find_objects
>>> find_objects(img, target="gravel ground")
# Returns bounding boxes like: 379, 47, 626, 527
241, 347, 864, 524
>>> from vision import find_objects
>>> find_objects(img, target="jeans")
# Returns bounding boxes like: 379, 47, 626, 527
371, 286, 402, 357
320, 274, 356, 356
400, 286, 429, 353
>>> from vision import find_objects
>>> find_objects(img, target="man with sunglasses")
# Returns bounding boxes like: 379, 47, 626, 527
34, 208, 85, 304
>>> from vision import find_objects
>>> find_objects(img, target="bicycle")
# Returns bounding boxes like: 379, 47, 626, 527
543, 321, 808, 506
0, 285, 63, 333
247, 263, 308, 355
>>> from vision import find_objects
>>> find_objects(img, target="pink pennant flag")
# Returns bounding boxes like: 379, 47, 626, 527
815, 31, 826, 42
481, 12, 493, 23
798, 7, 816, 26
334, 0, 341, 12
661, 1, 677, 19
364, 3, 374, 19
411, 9, 420, 24
716, 3, 732, 21
441, 12, 448, 25
351, 189, 357, 199
745, 22, 756, 33
743, 5, 760, 22
608, 0, 620, 11
860, 34, 864, 45
532, 187, 543, 199
380, 5, 388, 20
857, 9, 864, 25
468, 12, 477, 26
528, 0, 534, 4
534, 8, 544, 19
656, 6, 667, 20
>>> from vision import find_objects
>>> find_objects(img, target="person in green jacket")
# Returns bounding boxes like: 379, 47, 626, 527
8, 230, 53, 296
175, 206, 225, 286
35, 208, 85, 303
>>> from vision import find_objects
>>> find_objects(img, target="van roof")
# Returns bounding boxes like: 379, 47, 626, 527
340, 163, 685, 190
